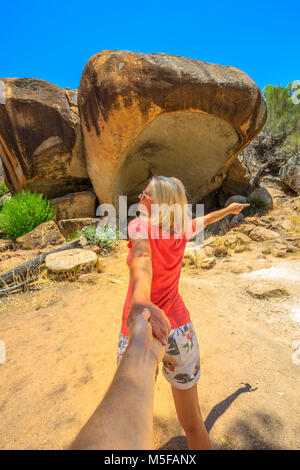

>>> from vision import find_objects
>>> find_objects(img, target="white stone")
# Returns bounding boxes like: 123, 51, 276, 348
45, 248, 97, 272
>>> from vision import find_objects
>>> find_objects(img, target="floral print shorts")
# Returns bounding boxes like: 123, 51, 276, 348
117, 321, 200, 390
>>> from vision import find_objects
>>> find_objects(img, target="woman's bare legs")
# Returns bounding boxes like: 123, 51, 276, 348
171, 384, 212, 450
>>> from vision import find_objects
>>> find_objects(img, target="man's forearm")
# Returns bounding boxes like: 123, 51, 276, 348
70, 339, 157, 450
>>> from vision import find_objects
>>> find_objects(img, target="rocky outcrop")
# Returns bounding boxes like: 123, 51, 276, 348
50, 191, 97, 220
246, 282, 290, 299
78, 50, 267, 209
16, 220, 65, 249
279, 154, 300, 194
238, 131, 292, 192
0, 78, 91, 198
57, 217, 101, 237
217, 158, 251, 207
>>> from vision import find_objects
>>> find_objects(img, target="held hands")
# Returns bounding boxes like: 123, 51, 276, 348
128, 308, 166, 365
226, 202, 250, 215
127, 301, 171, 346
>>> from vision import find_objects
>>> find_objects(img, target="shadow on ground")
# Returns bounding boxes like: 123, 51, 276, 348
159, 383, 285, 450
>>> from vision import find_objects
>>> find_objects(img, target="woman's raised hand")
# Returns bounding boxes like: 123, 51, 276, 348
226, 202, 250, 215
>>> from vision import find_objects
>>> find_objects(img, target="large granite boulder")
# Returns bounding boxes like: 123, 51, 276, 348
78, 50, 267, 209
0, 78, 91, 198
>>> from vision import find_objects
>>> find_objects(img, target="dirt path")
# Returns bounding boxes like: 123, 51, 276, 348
0, 242, 299, 450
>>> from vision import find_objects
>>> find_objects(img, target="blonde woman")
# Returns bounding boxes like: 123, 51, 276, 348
117, 175, 249, 450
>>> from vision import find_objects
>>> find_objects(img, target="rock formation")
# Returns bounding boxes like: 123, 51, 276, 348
0, 78, 91, 199
279, 154, 300, 194
78, 50, 267, 209
50, 190, 97, 220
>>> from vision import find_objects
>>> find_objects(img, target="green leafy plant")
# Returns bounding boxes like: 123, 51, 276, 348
79, 224, 119, 248
0, 182, 10, 197
0, 189, 56, 240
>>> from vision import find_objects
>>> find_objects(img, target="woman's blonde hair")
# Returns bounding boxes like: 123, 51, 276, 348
148, 176, 191, 235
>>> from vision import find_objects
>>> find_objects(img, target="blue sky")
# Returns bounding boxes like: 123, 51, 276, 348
1, 0, 299, 92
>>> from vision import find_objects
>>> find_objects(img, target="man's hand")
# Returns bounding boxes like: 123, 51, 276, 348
226, 202, 250, 215
127, 301, 171, 346
128, 308, 165, 365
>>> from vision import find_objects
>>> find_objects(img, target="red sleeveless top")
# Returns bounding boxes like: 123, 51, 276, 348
121, 217, 195, 336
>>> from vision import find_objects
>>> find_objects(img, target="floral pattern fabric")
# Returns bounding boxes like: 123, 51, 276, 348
116, 321, 200, 390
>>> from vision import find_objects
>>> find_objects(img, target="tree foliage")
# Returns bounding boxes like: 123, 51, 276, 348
262, 83, 300, 156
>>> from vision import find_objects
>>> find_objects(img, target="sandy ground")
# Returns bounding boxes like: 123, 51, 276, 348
0, 241, 300, 450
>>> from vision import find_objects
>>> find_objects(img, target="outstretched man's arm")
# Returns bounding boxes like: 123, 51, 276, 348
70, 310, 164, 450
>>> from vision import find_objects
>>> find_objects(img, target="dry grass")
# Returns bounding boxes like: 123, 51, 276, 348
32, 291, 62, 310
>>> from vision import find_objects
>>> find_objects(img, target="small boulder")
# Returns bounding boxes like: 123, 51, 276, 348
45, 248, 97, 272
16, 220, 65, 249
200, 257, 216, 269
213, 245, 228, 257
248, 226, 281, 242
77, 272, 99, 284
270, 248, 288, 258
246, 282, 290, 299
224, 232, 251, 248
279, 154, 300, 194
248, 187, 273, 210
230, 265, 251, 274
233, 244, 248, 253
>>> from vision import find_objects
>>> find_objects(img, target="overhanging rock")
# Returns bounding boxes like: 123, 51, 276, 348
78, 50, 267, 208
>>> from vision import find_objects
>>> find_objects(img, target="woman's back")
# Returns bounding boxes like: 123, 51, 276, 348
121, 217, 193, 335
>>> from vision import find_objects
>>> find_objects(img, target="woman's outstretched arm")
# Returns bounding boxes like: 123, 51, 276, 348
191, 202, 250, 235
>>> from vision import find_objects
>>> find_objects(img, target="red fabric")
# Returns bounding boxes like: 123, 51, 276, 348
121, 217, 196, 336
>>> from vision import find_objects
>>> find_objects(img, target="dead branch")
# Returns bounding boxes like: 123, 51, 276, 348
0, 277, 39, 297
0, 238, 82, 288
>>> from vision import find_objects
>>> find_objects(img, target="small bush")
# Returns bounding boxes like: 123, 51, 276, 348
0, 190, 56, 240
79, 224, 119, 248
0, 182, 10, 197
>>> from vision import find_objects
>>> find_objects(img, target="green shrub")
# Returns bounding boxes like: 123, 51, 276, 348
0, 190, 56, 240
79, 224, 119, 248
0, 182, 10, 197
